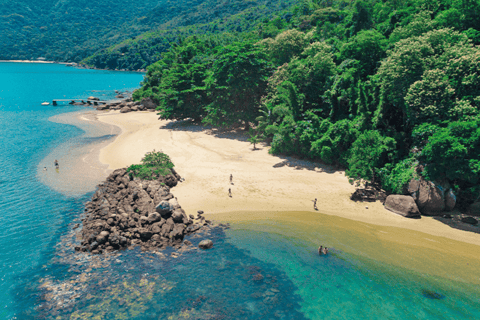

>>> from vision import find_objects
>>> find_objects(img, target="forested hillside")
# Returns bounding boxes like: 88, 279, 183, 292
81, 1, 295, 70
134, 0, 480, 207
0, 0, 293, 63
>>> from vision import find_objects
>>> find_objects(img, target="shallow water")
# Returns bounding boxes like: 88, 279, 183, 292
1, 63, 480, 319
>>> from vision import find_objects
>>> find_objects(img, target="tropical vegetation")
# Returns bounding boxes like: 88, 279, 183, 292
133, 0, 480, 207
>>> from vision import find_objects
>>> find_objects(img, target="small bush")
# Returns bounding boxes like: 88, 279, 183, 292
127, 150, 174, 180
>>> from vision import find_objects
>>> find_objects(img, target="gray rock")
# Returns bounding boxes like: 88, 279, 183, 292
156, 201, 173, 217
139, 228, 153, 239
131, 106, 139, 112
199, 239, 213, 249
148, 212, 162, 224
384, 195, 421, 218
141, 97, 156, 109
415, 179, 445, 215
168, 198, 181, 209
444, 189, 456, 211
171, 208, 186, 223
120, 106, 131, 113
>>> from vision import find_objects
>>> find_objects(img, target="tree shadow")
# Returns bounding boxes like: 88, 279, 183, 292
272, 155, 341, 174
432, 215, 480, 234
159, 119, 249, 142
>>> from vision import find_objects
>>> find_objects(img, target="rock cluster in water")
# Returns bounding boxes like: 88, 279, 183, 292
76, 168, 211, 254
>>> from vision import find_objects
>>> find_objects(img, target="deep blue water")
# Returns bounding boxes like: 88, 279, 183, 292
1, 63, 479, 320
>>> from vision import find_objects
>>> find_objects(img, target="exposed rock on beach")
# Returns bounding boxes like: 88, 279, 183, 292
76, 167, 213, 254
96, 97, 156, 113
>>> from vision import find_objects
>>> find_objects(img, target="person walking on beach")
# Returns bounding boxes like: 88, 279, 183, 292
230, 174, 233, 185
228, 188, 232, 198
313, 198, 318, 210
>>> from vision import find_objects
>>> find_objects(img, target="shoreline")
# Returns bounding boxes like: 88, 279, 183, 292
37, 109, 120, 197
48, 109, 480, 283
0, 60, 68, 64
94, 112, 480, 245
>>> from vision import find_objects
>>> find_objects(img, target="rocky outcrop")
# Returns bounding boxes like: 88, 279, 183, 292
141, 97, 156, 110
384, 195, 421, 218
96, 96, 156, 113
75, 168, 210, 254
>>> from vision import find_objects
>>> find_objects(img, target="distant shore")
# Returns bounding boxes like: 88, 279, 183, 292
0, 59, 70, 64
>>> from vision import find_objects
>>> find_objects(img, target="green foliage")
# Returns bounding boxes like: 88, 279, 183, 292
379, 158, 419, 194
203, 42, 274, 126
247, 129, 263, 149
420, 120, 480, 184
311, 119, 359, 166
346, 130, 396, 183
126, 150, 174, 180
126, 0, 480, 205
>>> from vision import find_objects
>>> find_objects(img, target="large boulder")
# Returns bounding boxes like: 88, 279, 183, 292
120, 106, 131, 113
141, 97, 156, 109
199, 239, 213, 249
384, 195, 421, 218
415, 179, 445, 215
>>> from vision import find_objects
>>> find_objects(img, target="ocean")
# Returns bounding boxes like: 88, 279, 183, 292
0, 62, 479, 319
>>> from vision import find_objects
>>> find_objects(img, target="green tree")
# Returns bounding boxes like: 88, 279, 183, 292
203, 42, 274, 127
346, 130, 396, 183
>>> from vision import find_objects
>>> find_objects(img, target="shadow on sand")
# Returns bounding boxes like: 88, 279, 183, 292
272, 155, 341, 174
432, 214, 480, 234
159, 119, 249, 142
161, 119, 341, 174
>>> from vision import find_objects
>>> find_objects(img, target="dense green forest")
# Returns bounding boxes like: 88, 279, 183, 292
133, 0, 480, 207
81, 1, 295, 70
0, 0, 293, 63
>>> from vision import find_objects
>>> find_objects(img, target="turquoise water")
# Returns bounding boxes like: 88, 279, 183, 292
1, 62, 479, 319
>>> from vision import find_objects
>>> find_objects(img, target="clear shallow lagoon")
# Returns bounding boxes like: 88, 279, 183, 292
1, 62, 479, 319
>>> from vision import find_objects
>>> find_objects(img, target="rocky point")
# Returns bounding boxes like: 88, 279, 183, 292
76, 167, 212, 254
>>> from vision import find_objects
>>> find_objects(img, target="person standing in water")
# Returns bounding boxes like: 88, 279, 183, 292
54, 159, 59, 168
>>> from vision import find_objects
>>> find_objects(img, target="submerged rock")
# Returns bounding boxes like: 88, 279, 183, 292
421, 289, 445, 300
198, 239, 213, 249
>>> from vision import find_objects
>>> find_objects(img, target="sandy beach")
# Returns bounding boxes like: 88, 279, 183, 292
96, 112, 480, 243
44, 109, 480, 283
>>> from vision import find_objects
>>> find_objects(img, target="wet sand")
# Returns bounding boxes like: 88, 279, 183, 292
37, 110, 120, 197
